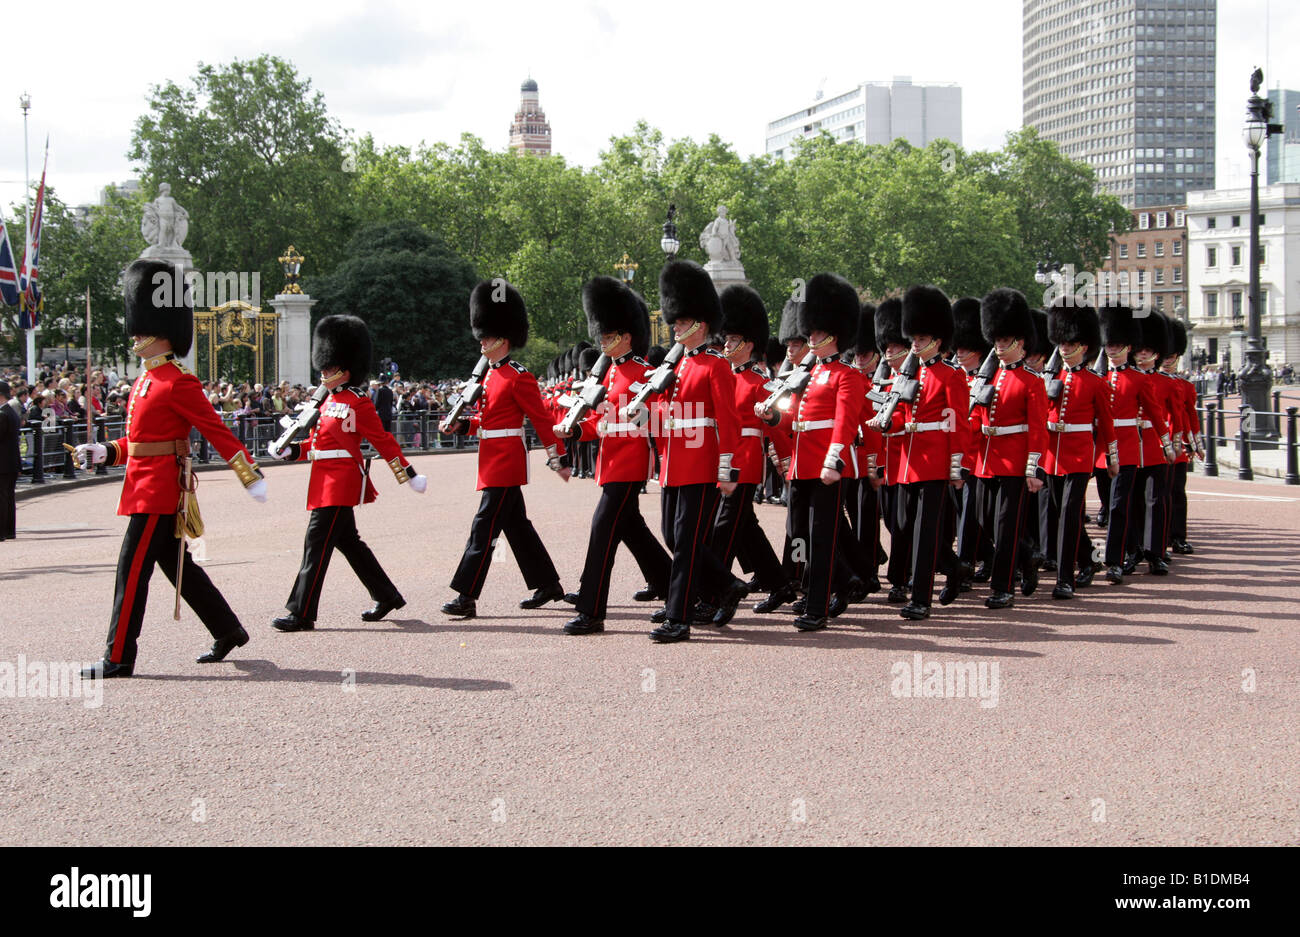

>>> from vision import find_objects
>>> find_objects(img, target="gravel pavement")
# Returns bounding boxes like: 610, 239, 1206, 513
2, 451, 1296, 846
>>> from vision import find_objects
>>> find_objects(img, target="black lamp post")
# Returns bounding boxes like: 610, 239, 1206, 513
1242, 68, 1284, 442
651, 205, 680, 346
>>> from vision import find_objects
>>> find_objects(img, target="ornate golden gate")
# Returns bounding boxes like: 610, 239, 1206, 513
194, 300, 279, 386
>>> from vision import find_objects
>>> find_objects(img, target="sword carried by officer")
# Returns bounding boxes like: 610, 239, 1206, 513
622, 343, 685, 426
440, 355, 490, 433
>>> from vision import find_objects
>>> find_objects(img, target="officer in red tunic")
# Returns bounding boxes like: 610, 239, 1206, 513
556, 277, 670, 635
1161, 315, 1202, 555
759, 273, 864, 631
949, 297, 993, 592
970, 289, 1049, 609
1127, 310, 1180, 572
440, 281, 571, 619
75, 259, 267, 678
873, 298, 912, 602
268, 316, 426, 631
642, 259, 747, 643
873, 286, 970, 620
1042, 301, 1117, 599
702, 284, 794, 623
844, 302, 885, 595
1096, 305, 1175, 583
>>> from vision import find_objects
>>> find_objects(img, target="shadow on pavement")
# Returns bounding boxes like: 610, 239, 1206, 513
133, 658, 511, 691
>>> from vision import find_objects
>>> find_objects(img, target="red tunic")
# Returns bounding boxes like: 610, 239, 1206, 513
971, 362, 1049, 479
731, 362, 791, 485
1172, 373, 1200, 464
1043, 365, 1116, 476
652, 346, 741, 487
1096, 365, 1170, 469
881, 356, 970, 484
466, 358, 564, 490
786, 356, 865, 481
577, 354, 656, 485
293, 388, 412, 509
103, 357, 258, 516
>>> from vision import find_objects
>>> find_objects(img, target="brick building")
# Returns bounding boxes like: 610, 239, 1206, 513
508, 78, 552, 156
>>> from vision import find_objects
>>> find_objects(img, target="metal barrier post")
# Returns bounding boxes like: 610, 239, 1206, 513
1237, 405, 1253, 481
1287, 407, 1299, 486
61, 421, 77, 478
29, 422, 45, 484
95, 417, 108, 475
1273, 390, 1282, 437
1203, 403, 1218, 477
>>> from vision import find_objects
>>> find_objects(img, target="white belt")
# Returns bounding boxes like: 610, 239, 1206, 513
309, 449, 354, 461
741, 427, 763, 438
981, 423, 1028, 437
904, 420, 950, 433
600, 422, 642, 434
793, 419, 834, 431
666, 417, 715, 429
1048, 422, 1093, 433
1112, 419, 1152, 429
480, 427, 525, 439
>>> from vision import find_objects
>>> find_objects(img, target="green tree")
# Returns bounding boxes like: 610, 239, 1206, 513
307, 221, 479, 379
128, 55, 356, 305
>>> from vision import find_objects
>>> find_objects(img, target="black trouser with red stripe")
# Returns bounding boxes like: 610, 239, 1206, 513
1093, 468, 1112, 524
451, 485, 560, 600
977, 475, 1034, 595
287, 505, 401, 623
0, 473, 15, 540
1125, 464, 1168, 560
955, 468, 990, 570
1050, 472, 1093, 586
576, 481, 670, 619
882, 483, 909, 589
1104, 465, 1138, 566
787, 478, 843, 619
105, 512, 243, 667
1169, 462, 1190, 541
900, 479, 951, 607
710, 483, 785, 595
661, 483, 741, 623
844, 477, 881, 574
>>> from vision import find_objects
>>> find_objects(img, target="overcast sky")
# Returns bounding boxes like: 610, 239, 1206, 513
1, 0, 1296, 220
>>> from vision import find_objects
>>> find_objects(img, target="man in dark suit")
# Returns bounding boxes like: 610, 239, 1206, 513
372, 377, 395, 433
0, 382, 19, 540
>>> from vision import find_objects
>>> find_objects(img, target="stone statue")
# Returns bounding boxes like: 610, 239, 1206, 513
141, 183, 190, 253
700, 205, 741, 265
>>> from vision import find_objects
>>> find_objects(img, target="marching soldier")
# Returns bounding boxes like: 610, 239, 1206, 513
1042, 301, 1116, 599
644, 259, 747, 643
556, 277, 670, 635
949, 297, 992, 592
873, 286, 969, 620
758, 273, 864, 631
1129, 310, 1180, 571
873, 298, 911, 603
970, 289, 1048, 609
844, 302, 884, 595
1162, 315, 1202, 555
268, 315, 426, 632
1096, 305, 1174, 583
439, 280, 571, 619
705, 284, 794, 623
76, 259, 267, 677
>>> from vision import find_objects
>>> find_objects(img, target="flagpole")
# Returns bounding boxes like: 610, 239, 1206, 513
20, 93, 34, 385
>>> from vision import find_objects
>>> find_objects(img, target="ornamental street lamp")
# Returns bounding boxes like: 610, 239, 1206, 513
1242, 67, 1284, 442
660, 204, 680, 259
614, 252, 638, 285
278, 245, 305, 295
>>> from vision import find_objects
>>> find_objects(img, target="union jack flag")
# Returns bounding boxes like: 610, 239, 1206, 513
18, 141, 48, 329
0, 217, 18, 308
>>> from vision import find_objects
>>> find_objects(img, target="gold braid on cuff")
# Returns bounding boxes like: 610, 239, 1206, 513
227, 450, 262, 488
388, 457, 411, 485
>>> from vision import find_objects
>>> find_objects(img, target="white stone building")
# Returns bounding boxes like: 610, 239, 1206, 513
1185, 183, 1300, 371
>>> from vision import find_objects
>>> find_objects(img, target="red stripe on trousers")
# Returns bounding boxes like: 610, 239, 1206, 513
468, 491, 509, 595
112, 514, 160, 663
303, 508, 341, 615
594, 484, 634, 612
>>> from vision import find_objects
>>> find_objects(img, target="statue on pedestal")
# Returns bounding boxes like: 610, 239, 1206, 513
700, 205, 741, 264
139, 183, 194, 269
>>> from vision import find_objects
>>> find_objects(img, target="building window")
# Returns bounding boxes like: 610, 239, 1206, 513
1119, 244, 1129, 259
1258, 245, 1267, 265
1231, 215, 1241, 228
1157, 211, 1168, 228
1207, 217, 1216, 229
1206, 246, 1217, 267
1138, 270, 1147, 285
1137, 243, 1147, 258
1258, 214, 1266, 225
1231, 292, 1243, 318
1173, 267, 1183, 284
1173, 240, 1183, 256
1175, 210, 1186, 227
1138, 213, 1150, 229
1155, 269, 1164, 284
1205, 293, 1218, 318
1156, 295, 1165, 310
1259, 290, 1268, 316
1155, 241, 1165, 257
1231, 245, 1242, 266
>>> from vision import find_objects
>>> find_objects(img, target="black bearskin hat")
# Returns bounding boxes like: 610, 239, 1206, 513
777, 299, 806, 343
901, 285, 954, 350
1098, 304, 1141, 350
1135, 308, 1170, 360
646, 345, 667, 368
980, 288, 1033, 344
626, 291, 652, 359
875, 297, 906, 354
951, 297, 990, 356
1028, 308, 1050, 360
578, 346, 600, 374
847, 302, 878, 358
765, 337, 785, 369
124, 259, 193, 356
470, 279, 528, 349
584, 276, 639, 345
719, 285, 769, 349
797, 273, 859, 348
1047, 300, 1101, 358
1166, 314, 1188, 359
659, 259, 721, 330
312, 314, 372, 383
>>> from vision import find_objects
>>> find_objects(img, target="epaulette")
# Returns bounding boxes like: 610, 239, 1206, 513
943, 359, 962, 371
632, 356, 648, 367
508, 360, 529, 374
705, 348, 727, 359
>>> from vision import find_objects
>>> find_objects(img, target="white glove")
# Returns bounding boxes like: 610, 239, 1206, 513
246, 479, 268, 503
408, 474, 427, 494
75, 443, 106, 468
266, 441, 286, 460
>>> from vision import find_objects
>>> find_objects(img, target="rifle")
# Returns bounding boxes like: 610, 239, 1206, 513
870, 352, 920, 427
865, 358, 893, 406
1090, 347, 1108, 376
272, 382, 330, 455
622, 343, 685, 426
1042, 348, 1064, 400
558, 353, 611, 436
758, 350, 816, 416
440, 355, 490, 432
967, 349, 999, 415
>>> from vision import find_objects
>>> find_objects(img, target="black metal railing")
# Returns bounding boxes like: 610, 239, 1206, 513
1194, 401, 1298, 485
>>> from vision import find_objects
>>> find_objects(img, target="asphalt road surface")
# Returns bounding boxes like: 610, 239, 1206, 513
2, 451, 1296, 846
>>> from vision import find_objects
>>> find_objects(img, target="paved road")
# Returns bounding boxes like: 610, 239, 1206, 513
2, 451, 1296, 845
